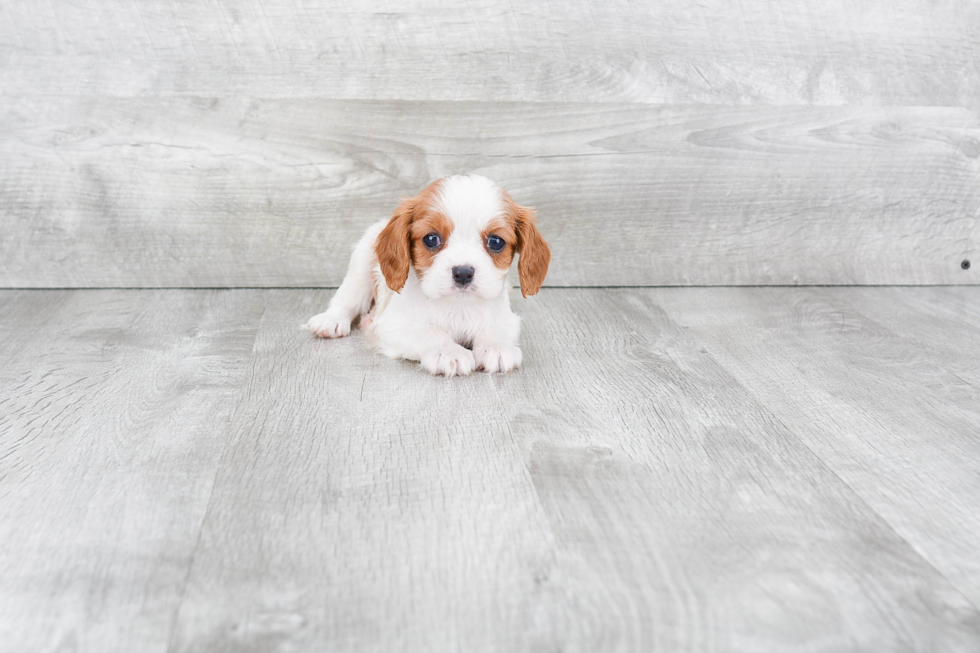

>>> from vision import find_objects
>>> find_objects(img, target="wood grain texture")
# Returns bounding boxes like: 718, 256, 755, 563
654, 286, 980, 609
2, 0, 978, 104
2, 98, 978, 287
834, 286, 980, 388
5, 289, 980, 652
0, 289, 265, 652
157, 289, 980, 652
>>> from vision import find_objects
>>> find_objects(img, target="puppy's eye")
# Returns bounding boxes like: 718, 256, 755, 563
486, 235, 505, 252
422, 233, 442, 249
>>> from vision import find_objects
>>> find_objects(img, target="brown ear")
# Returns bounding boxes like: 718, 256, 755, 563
375, 197, 415, 292
515, 205, 551, 297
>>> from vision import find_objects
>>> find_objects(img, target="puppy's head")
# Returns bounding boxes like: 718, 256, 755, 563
375, 175, 550, 300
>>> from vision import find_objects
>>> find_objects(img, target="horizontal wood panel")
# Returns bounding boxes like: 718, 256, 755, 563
2, 0, 978, 104
1, 98, 977, 287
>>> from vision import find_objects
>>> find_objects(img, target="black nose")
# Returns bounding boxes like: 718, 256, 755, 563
452, 265, 475, 286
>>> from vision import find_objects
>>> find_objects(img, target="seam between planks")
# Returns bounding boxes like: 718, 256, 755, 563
1, 284, 978, 292
164, 299, 270, 653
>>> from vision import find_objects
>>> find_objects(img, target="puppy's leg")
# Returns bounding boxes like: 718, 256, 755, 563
473, 310, 523, 373
375, 325, 476, 377
307, 220, 385, 338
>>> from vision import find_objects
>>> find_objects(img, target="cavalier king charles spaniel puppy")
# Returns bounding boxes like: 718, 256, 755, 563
307, 175, 550, 376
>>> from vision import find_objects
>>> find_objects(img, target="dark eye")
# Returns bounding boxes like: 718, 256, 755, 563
422, 233, 442, 249
486, 235, 505, 252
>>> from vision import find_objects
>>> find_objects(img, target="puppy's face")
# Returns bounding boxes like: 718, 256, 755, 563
376, 175, 550, 301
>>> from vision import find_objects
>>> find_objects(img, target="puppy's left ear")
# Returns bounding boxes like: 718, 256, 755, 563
514, 204, 551, 298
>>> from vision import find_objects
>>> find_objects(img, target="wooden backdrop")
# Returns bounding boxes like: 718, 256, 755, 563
1, 0, 977, 287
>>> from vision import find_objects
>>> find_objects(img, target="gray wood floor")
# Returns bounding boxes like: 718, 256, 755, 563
2, 287, 979, 652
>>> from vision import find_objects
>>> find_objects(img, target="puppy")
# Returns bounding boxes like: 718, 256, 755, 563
307, 175, 550, 376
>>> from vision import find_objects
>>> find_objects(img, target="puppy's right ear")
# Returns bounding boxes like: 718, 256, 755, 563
375, 197, 415, 292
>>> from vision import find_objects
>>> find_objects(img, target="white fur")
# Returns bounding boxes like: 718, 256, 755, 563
307, 175, 524, 377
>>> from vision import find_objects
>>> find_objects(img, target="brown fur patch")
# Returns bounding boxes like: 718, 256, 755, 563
410, 208, 454, 276
374, 179, 449, 291
375, 198, 414, 292
481, 217, 517, 270
502, 192, 551, 297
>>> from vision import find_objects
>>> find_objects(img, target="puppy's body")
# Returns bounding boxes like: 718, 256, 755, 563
307, 175, 549, 376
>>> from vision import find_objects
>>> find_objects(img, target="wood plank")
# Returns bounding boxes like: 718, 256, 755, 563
2, 0, 978, 104
0, 289, 264, 652
2, 99, 977, 288
654, 287, 980, 609
833, 286, 980, 388
169, 289, 980, 652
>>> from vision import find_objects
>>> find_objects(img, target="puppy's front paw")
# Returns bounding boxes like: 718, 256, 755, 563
421, 343, 475, 377
473, 342, 522, 373
307, 311, 351, 339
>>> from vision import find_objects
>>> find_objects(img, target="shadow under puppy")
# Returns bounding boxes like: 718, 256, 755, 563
307, 175, 551, 376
